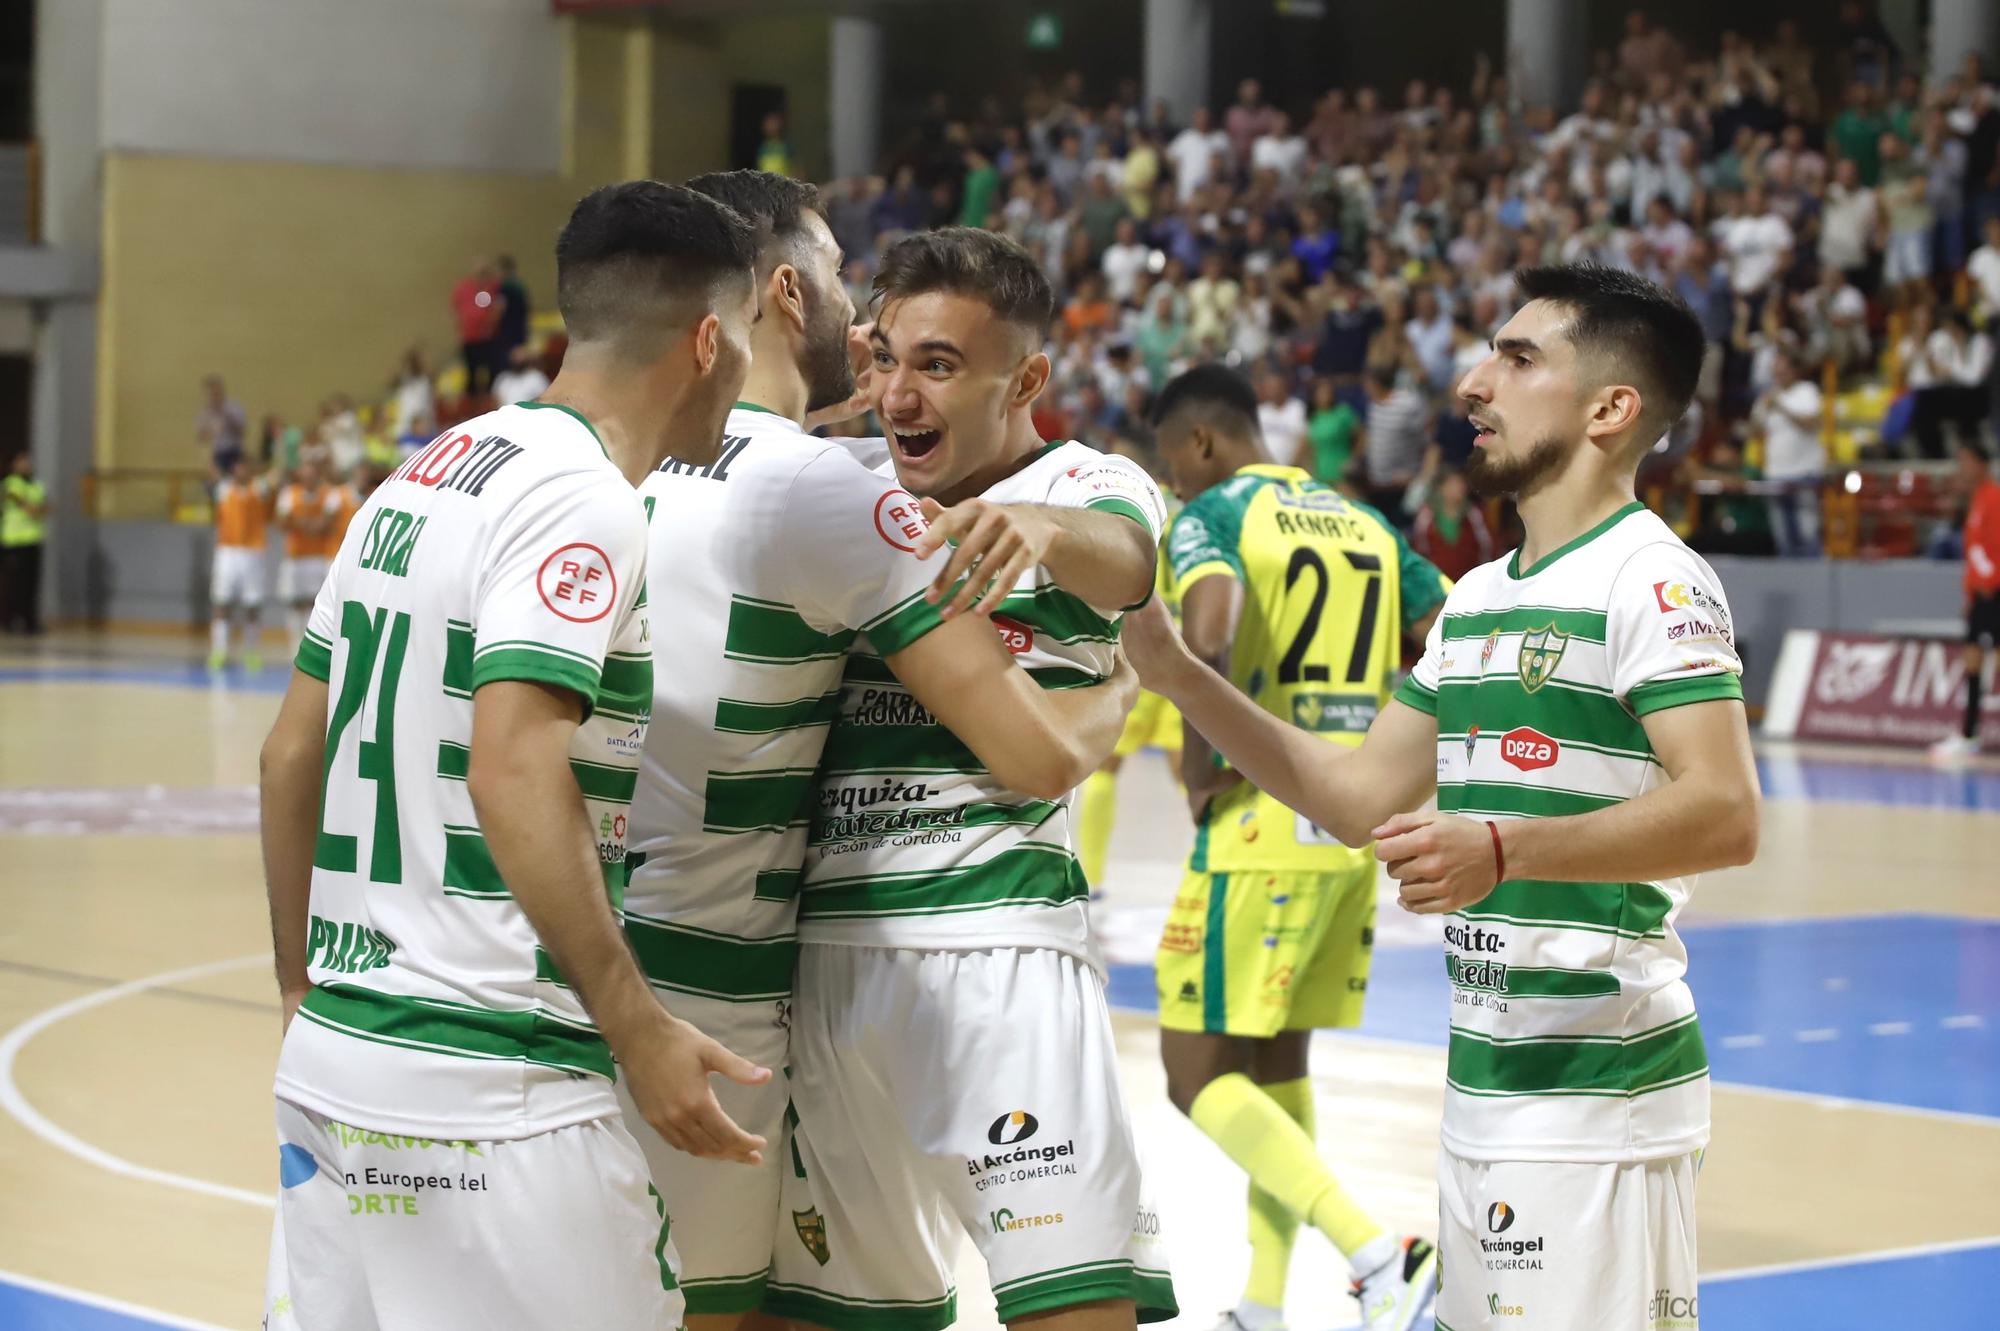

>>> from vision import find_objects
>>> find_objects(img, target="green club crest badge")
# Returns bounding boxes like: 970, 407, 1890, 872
1516, 624, 1569, 692
793, 1207, 830, 1265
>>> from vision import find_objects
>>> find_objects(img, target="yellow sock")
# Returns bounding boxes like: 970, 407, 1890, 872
1190, 1072, 1387, 1261
1243, 1077, 1315, 1308
1076, 767, 1118, 888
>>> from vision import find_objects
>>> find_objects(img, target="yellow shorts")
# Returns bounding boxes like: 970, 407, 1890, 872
1115, 688, 1182, 757
1156, 863, 1376, 1037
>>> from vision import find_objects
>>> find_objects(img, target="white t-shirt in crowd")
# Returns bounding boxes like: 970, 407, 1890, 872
1760, 380, 1825, 482
1101, 242, 1150, 304
1719, 212, 1794, 295
1258, 397, 1309, 465
1970, 243, 2000, 314
1167, 128, 1230, 200
1250, 133, 1309, 181
492, 367, 551, 406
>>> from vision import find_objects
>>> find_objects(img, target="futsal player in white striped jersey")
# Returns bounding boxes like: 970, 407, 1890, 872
257, 182, 766, 1331
1121, 265, 1762, 1331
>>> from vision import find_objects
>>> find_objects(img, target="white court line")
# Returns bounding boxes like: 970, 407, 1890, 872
1868, 1021, 1913, 1036
1794, 1027, 1840, 1042
1943, 1014, 1985, 1029
0, 953, 276, 1209
0, 1268, 234, 1329
1719, 1034, 1765, 1049
1704, 1233, 2000, 1283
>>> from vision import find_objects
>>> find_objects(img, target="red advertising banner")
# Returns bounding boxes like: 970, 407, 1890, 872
1780, 630, 2000, 747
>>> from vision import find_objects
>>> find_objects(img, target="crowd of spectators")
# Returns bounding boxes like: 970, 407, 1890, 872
823, 7, 2000, 559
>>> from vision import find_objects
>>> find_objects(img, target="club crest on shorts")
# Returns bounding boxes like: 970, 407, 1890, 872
1516, 625, 1569, 693
793, 1207, 830, 1265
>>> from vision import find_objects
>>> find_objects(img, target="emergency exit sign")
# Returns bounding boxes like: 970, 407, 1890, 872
1026, 13, 1062, 49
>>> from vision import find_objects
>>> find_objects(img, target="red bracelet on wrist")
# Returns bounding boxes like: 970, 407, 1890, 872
1484, 819, 1506, 885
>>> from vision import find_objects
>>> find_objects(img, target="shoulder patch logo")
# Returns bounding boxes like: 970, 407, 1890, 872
873, 490, 927, 552
1516, 624, 1568, 692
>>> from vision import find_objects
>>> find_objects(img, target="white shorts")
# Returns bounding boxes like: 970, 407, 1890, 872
621, 990, 791, 1316
211, 546, 265, 608
1884, 229, 1931, 284
279, 556, 330, 602
770, 945, 1176, 1330
1435, 1147, 1701, 1331
264, 1098, 684, 1331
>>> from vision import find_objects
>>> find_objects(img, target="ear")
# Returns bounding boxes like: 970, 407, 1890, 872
1012, 351, 1052, 410
1585, 383, 1645, 446
769, 263, 806, 334
692, 312, 722, 376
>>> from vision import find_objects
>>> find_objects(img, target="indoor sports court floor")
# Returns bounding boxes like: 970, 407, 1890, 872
1, 631, 1995, 1331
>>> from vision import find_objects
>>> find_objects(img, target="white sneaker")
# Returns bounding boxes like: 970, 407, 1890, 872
1930, 733, 1980, 764
1351, 1236, 1438, 1331
1207, 1312, 1286, 1331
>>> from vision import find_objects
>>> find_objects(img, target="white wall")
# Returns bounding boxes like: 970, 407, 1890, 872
97, 0, 564, 173
34, 0, 105, 252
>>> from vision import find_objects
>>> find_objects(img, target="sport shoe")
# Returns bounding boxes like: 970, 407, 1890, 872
1929, 733, 1980, 764
1206, 1308, 1286, 1331
1352, 1236, 1438, 1331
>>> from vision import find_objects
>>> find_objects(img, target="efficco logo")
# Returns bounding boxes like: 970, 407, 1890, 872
1500, 727, 1559, 772
1650, 1289, 1698, 1328
989, 1110, 1039, 1145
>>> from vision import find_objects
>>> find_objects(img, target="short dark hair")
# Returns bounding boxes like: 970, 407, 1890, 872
555, 181, 757, 347
1150, 363, 1260, 435
1513, 263, 1705, 445
873, 227, 1055, 340
685, 170, 824, 267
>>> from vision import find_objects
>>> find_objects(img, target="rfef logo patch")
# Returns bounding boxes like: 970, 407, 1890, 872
537, 543, 615, 623
874, 489, 927, 552
1500, 727, 1559, 771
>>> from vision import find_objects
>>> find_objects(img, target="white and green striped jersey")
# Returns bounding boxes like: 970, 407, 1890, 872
796, 440, 1166, 963
624, 405, 949, 1005
275, 402, 652, 1140
1395, 503, 1743, 1164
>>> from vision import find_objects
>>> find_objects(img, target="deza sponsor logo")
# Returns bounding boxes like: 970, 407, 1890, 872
1499, 726, 1559, 772
965, 1110, 1079, 1191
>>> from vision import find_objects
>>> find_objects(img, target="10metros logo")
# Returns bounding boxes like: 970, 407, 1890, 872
965, 1109, 1079, 1192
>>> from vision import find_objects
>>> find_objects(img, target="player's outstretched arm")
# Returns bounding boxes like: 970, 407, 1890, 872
1121, 598, 1439, 845
467, 680, 772, 1165
1377, 699, 1761, 915
259, 669, 331, 1030
885, 614, 1140, 799
915, 499, 1157, 618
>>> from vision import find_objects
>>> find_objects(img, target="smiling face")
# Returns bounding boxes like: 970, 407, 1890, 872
1454, 298, 1597, 500
868, 291, 1047, 499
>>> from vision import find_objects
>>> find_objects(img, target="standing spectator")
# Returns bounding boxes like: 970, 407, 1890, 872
1931, 441, 2000, 761
1818, 157, 1881, 291
1289, 205, 1340, 284
1301, 377, 1361, 483
755, 110, 793, 176
1798, 265, 1871, 375
1250, 111, 1309, 185
1101, 218, 1150, 304
1, 452, 47, 636
194, 374, 248, 477
1135, 286, 1189, 388
1046, 133, 1087, 205
873, 164, 927, 234
451, 259, 504, 394
1078, 173, 1130, 257
494, 255, 530, 363
1361, 366, 1429, 522
826, 176, 881, 262
1831, 81, 1889, 185
1224, 78, 1277, 163
1255, 370, 1308, 469
1167, 106, 1229, 203
1403, 286, 1456, 396
1918, 110, 1970, 274
1121, 128, 1161, 218
958, 144, 1000, 227
319, 394, 365, 480
1410, 469, 1495, 582
1752, 347, 1826, 555
1971, 216, 2000, 322
1186, 250, 1241, 353
1878, 133, 1934, 302
1717, 186, 1795, 313
389, 348, 436, 441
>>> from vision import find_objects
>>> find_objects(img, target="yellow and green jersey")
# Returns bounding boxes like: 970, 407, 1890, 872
1167, 464, 1446, 872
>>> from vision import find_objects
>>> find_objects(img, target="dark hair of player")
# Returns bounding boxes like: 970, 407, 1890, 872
1513, 263, 1706, 448
872, 227, 1056, 341
1149, 363, 1260, 435
685, 170, 824, 267
555, 181, 757, 348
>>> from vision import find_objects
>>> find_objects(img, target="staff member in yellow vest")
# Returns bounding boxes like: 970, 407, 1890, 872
2, 451, 48, 636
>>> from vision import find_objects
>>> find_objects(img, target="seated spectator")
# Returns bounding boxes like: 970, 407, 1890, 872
1796, 265, 1871, 376
493, 344, 552, 406
1362, 366, 1429, 523
1101, 218, 1150, 305
1255, 370, 1309, 470
1063, 274, 1116, 338
1911, 310, 1995, 458
1301, 377, 1361, 484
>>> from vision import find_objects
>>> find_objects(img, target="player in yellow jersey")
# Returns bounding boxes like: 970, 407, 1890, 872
1076, 442, 1184, 896
1147, 366, 1448, 1331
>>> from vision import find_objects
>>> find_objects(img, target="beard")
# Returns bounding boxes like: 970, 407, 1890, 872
1465, 432, 1575, 500
801, 298, 858, 414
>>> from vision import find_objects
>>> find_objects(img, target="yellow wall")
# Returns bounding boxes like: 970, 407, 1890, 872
94, 11, 833, 473
95, 151, 581, 471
